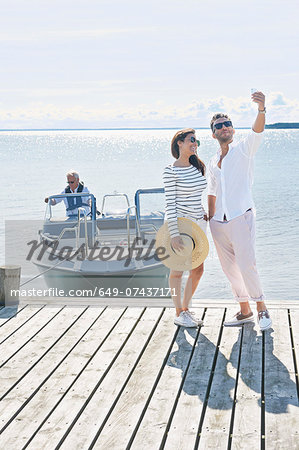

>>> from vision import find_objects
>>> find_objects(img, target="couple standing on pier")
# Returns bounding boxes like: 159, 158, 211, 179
163, 91, 272, 331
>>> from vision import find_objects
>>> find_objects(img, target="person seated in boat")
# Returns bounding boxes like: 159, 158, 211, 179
44, 170, 91, 217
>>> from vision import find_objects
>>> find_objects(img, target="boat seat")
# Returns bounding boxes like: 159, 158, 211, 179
96, 217, 136, 230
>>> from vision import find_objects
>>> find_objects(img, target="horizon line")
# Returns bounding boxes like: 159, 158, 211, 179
0, 122, 297, 132
0, 127, 252, 132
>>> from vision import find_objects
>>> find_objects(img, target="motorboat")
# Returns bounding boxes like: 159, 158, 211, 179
32, 188, 170, 297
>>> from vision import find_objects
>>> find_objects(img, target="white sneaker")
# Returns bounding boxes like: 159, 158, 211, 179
258, 310, 272, 331
185, 310, 204, 326
174, 311, 198, 327
224, 311, 254, 327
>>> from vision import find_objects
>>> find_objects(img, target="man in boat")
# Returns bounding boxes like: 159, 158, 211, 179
207, 91, 272, 331
44, 170, 91, 217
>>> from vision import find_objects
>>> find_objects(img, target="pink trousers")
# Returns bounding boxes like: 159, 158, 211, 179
209, 210, 265, 303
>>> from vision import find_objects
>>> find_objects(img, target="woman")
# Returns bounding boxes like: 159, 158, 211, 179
163, 129, 207, 327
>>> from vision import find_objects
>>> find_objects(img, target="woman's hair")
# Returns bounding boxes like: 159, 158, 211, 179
171, 128, 205, 175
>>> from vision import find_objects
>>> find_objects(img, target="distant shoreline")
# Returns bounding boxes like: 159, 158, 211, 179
265, 123, 299, 129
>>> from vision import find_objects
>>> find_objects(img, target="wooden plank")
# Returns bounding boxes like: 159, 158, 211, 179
57, 307, 174, 450
52, 307, 163, 450
290, 308, 299, 418
264, 309, 299, 449
0, 305, 43, 340
0, 306, 105, 434
88, 308, 204, 450
0, 307, 129, 448
290, 308, 299, 362
18, 297, 299, 309
162, 308, 226, 450
0, 305, 27, 326
192, 300, 299, 309
18, 297, 174, 308
0, 305, 297, 449
231, 316, 262, 449
198, 307, 241, 450
128, 308, 224, 450
0, 306, 63, 363
15, 307, 150, 450
0, 307, 87, 398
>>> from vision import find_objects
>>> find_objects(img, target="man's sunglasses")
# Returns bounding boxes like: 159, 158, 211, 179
213, 120, 233, 131
67, 181, 75, 184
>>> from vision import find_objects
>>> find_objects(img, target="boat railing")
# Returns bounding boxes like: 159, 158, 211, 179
47, 193, 97, 221
44, 190, 163, 252
42, 225, 77, 247
41, 210, 89, 254
134, 188, 164, 222
77, 208, 89, 251
100, 193, 142, 250
45, 193, 97, 252
139, 223, 159, 234
100, 193, 130, 216
126, 205, 142, 250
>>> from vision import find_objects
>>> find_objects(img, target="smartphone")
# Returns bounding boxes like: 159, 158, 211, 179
251, 88, 258, 94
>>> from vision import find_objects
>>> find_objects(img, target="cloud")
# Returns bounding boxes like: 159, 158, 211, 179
0, 27, 160, 43
1, 92, 298, 128
269, 92, 287, 105
0, 78, 164, 98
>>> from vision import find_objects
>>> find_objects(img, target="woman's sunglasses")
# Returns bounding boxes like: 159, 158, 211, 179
178, 134, 200, 146
213, 120, 233, 131
188, 136, 200, 146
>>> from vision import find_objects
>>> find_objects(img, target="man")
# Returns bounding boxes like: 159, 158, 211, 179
45, 170, 91, 217
207, 92, 272, 330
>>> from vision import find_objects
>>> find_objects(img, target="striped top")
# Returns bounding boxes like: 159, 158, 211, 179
163, 164, 207, 238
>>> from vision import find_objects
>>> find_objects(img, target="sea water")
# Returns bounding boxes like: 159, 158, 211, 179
1, 129, 298, 300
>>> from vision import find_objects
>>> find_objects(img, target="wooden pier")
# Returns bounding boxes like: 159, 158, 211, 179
0, 300, 298, 449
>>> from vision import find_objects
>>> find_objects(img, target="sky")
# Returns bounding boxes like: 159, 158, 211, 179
0, 0, 298, 128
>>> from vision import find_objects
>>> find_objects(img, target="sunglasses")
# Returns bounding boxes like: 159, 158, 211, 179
189, 136, 200, 146
185, 136, 200, 146
67, 181, 75, 184
213, 120, 233, 131
178, 134, 200, 146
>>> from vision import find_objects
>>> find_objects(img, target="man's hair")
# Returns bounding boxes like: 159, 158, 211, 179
66, 170, 79, 180
210, 113, 231, 131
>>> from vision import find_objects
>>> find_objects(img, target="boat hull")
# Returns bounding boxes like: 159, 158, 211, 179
34, 260, 170, 298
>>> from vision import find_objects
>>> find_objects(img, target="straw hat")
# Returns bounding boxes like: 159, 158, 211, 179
155, 217, 209, 271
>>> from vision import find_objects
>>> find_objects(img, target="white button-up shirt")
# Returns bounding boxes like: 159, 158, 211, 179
207, 129, 263, 222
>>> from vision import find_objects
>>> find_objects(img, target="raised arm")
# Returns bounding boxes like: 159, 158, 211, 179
252, 91, 266, 133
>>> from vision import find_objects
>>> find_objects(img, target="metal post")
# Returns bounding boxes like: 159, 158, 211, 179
0, 265, 21, 306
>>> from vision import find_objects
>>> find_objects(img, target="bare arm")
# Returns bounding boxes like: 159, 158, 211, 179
44, 197, 56, 205
252, 91, 266, 133
208, 195, 216, 220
